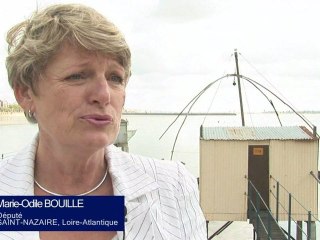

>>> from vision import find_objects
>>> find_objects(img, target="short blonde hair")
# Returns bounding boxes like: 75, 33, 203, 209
6, 3, 131, 94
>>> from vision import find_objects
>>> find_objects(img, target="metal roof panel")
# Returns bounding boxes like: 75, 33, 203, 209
201, 126, 315, 140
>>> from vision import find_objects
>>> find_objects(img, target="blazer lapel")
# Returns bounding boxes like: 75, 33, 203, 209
0, 136, 37, 196
0, 136, 39, 240
106, 146, 169, 240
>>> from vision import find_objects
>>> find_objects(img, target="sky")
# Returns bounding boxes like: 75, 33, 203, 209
0, 0, 319, 113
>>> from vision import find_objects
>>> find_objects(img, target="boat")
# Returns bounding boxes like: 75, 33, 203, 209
114, 119, 136, 152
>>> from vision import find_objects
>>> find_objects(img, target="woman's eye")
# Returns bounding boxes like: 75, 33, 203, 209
109, 74, 124, 85
65, 73, 85, 80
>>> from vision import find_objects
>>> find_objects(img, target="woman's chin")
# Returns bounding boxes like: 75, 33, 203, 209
85, 134, 116, 149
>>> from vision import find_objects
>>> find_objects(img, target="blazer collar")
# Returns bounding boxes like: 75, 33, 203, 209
0, 136, 37, 195
105, 145, 160, 202
1, 137, 160, 200
1, 139, 163, 240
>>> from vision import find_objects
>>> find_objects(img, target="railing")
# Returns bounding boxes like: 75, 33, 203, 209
207, 221, 233, 240
245, 175, 282, 240
269, 175, 319, 240
310, 171, 320, 184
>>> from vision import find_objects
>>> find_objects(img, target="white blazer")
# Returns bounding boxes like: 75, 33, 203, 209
0, 137, 206, 240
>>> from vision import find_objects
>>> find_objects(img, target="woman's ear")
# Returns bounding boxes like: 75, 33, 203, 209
13, 84, 35, 111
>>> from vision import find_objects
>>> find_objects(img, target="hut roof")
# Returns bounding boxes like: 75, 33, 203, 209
201, 126, 317, 141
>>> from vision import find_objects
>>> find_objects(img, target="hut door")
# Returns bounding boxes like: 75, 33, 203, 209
248, 145, 269, 209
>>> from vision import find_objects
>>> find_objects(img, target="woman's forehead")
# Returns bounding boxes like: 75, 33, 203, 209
47, 41, 123, 68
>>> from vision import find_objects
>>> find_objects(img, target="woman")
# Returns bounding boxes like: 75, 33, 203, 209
1, 3, 206, 240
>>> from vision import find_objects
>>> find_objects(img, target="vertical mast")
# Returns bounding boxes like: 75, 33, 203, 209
234, 49, 245, 126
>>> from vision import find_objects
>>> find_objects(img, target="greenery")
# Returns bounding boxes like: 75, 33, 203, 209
0, 103, 23, 113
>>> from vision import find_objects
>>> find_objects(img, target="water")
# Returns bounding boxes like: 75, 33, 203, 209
0, 112, 319, 239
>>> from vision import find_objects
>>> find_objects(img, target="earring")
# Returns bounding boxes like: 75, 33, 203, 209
28, 109, 34, 119
26, 109, 37, 123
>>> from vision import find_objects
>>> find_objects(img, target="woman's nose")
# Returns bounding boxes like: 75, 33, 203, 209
89, 77, 111, 105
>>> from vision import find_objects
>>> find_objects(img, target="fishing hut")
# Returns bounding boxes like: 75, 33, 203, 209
199, 125, 319, 239
198, 50, 319, 239
160, 49, 319, 238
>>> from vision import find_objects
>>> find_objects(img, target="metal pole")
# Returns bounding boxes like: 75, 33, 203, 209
307, 211, 311, 240
288, 193, 292, 240
256, 192, 260, 238
248, 183, 252, 221
276, 181, 279, 222
296, 221, 303, 240
206, 221, 209, 239
267, 211, 271, 240
234, 49, 245, 126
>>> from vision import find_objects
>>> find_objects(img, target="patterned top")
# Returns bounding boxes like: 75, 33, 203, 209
0, 136, 206, 240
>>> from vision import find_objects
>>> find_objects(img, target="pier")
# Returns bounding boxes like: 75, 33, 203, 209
122, 112, 236, 116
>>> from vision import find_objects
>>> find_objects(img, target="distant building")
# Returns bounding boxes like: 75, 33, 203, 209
0, 100, 9, 108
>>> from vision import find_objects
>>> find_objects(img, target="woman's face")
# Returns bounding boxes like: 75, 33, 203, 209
27, 42, 126, 151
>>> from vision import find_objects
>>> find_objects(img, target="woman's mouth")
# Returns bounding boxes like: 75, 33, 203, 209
81, 114, 113, 126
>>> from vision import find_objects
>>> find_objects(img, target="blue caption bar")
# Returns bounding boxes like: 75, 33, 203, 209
0, 196, 124, 231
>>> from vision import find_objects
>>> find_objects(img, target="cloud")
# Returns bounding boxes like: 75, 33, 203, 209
0, 0, 319, 112
152, 0, 218, 22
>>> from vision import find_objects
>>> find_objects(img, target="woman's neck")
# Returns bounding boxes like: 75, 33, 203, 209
34, 136, 108, 196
